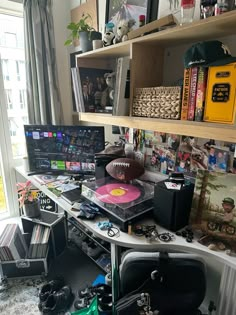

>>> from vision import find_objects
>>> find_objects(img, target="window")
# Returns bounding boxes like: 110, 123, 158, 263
5, 89, 13, 109
19, 89, 26, 109
5, 32, 17, 47
9, 119, 17, 137
2, 59, 9, 81
16, 60, 25, 81
0, 5, 25, 219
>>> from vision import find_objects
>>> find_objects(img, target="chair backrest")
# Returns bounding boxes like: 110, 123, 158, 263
119, 251, 206, 314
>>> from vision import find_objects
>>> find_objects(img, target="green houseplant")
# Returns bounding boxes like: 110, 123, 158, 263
17, 180, 41, 218
64, 13, 102, 52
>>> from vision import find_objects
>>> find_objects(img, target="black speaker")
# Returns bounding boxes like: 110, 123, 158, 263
153, 180, 194, 231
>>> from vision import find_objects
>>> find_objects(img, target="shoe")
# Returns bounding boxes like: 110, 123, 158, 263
87, 243, 103, 258
98, 294, 113, 312
42, 286, 74, 314
74, 297, 92, 310
39, 277, 65, 304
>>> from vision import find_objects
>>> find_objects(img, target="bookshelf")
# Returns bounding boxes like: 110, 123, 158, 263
74, 10, 236, 143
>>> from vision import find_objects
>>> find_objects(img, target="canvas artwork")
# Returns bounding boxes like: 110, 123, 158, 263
106, 0, 150, 32
190, 170, 236, 242
158, 0, 201, 23
79, 68, 113, 112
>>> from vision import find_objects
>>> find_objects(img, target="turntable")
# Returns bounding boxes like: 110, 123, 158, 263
81, 178, 154, 232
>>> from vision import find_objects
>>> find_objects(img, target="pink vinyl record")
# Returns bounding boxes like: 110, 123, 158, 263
95, 183, 141, 204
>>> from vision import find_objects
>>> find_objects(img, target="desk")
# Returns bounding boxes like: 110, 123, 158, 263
15, 166, 236, 314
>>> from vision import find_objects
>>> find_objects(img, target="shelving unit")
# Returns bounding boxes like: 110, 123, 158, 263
74, 10, 236, 143
68, 216, 111, 273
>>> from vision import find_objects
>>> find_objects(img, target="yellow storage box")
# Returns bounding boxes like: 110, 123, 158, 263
204, 63, 236, 124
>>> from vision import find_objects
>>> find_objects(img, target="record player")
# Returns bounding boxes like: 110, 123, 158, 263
81, 178, 154, 232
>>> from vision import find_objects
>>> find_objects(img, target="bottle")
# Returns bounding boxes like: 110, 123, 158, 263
139, 15, 145, 27
181, 0, 196, 25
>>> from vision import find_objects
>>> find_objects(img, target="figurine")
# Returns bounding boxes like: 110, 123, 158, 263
103, 22, 115, 47
113, 19, 136, 44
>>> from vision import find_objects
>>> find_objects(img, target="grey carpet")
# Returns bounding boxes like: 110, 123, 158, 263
0, 245, 104, 314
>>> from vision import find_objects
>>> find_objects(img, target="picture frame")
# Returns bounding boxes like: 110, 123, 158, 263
105, 0, 155, 31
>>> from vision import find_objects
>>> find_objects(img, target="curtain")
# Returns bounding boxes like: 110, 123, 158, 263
23, 0, 63, 125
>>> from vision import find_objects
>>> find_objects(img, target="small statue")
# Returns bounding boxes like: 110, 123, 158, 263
114, 19, 136, 44
103, 22, 115, 47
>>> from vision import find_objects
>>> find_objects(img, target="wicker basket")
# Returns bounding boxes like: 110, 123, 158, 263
132, 86, 182, 119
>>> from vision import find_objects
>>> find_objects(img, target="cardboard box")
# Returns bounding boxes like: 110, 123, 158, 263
204, 63, 236, 124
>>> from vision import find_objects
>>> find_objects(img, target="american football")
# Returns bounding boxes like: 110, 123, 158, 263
106, 158, 145, 181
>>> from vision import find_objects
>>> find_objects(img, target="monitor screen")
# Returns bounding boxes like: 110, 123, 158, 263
24, 125, 105, 175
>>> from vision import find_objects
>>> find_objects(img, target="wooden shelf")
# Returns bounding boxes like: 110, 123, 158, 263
77, 10, 236, 60
79, 113, 236, 142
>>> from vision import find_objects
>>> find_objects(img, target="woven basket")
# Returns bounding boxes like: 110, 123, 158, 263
132, 86, 182, 119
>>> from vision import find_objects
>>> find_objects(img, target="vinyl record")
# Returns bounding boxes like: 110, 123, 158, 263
95, 183, 141, 204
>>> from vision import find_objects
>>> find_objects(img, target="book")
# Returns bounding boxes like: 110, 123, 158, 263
113, 57, 130, 116
187, 66, 199, 121
194, 67, 208, 122
71, 67, 84, 112
180, 68, 191, 120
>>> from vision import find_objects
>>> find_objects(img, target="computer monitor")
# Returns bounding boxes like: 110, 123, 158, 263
24, 125, 105, 175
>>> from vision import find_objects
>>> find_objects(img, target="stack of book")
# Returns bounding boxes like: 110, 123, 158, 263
181, 67, 208, 122
28, 224, 50, 259
0, 224, 28, 261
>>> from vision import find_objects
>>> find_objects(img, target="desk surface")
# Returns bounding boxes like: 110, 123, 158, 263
15, 166, 236, 269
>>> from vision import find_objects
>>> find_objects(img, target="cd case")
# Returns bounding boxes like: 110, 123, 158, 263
81, 178, 154, 224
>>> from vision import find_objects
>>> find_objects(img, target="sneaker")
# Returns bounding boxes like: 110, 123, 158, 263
39, 277, 65, 304
87, 244, 104, 258
42, 286, 74, 314
82, 239, 93, 253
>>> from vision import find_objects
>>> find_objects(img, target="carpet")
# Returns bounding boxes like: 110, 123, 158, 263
0, 278, 46, 315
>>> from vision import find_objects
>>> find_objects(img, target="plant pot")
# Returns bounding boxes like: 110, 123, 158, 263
23, 199, 41, 218
79, 31, 102, 53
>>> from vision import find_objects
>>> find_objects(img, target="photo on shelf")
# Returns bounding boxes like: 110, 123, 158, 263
144, 145, 176, 174
208, 146, 230, 173
144, 130, 166, 148
78, 67, 114, 113
175, 151, 191, 174
166, 133, 180, 151
190, 170, 236, 243
179, 136, 196, 153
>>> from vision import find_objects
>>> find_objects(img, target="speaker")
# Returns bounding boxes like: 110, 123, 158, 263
153, 180, 194, 231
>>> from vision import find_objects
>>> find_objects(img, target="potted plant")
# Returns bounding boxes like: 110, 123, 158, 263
17, 180, 41, 218
64, 13, 102, 52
